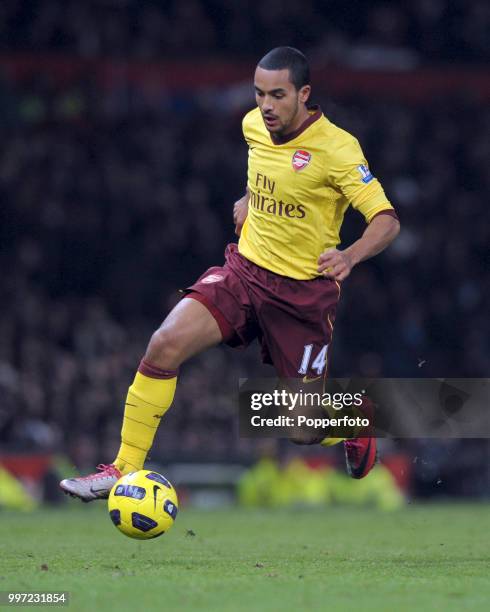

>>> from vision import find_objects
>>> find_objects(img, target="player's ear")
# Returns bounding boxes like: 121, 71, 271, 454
298, 85, 311, 104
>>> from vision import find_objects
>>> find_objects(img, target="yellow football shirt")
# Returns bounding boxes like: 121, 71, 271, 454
238, 106, 394, 279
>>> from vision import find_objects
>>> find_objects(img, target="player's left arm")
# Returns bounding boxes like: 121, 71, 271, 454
318, 212, 400, 281
319, 136, 400, 281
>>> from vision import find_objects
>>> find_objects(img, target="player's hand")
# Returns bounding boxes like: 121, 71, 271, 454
233, 191, 249, 236
317, 248, 353, 281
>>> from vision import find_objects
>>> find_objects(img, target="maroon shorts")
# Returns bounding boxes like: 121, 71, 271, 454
184, 243, 341, 378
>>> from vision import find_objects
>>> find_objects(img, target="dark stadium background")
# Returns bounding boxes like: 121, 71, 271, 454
0, 0, 488, 507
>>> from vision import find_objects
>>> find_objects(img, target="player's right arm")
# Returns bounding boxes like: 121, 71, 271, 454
235, 109, 260, 236
233, 187, 249, 236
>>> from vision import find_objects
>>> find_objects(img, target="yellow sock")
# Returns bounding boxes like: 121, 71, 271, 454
114, 368, 177, 474
320, 437, 345, 447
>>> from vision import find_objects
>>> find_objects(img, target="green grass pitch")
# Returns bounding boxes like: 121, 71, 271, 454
0, 503, 488, 611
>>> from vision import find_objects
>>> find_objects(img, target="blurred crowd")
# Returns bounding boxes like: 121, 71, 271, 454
0, 0, 489, 497
0, 71, 488, 473
0, 0, 489, 65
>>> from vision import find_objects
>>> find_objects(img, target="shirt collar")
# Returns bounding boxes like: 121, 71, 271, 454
270, 105, 322, 145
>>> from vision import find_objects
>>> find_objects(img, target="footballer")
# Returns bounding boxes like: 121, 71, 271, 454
61, 47, 400, 501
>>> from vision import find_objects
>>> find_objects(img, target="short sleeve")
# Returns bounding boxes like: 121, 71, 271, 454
327, 136, 394, 223
242, 114, 250, 146
242, 109, 258, 147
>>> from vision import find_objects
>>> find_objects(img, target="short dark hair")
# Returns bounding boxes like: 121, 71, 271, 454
257, 47, 310, 90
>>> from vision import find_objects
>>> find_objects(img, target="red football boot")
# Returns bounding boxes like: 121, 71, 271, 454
344, 438, 377, 479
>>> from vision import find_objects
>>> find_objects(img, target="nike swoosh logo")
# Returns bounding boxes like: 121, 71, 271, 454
349, 438, 375, 478
356, 438, 372, 476
302, 375, 322, 384
153, 485, 160, 510
89, 486, 110, 497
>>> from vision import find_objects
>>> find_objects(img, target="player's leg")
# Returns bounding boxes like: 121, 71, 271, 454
261, 335, 337, 446
113, 296, 224, 475
267, 334, 376, 478
60, 297, 224, 501
255, 275, 377, 478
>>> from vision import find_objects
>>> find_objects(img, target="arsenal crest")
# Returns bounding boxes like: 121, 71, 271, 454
292, 150, 311, 171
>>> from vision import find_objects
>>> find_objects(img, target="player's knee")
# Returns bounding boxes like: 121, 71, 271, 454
146, 325, 184, 369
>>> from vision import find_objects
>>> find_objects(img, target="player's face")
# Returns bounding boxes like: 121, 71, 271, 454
254, 67, 311, 136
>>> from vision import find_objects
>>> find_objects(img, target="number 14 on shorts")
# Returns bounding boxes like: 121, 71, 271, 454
298, 344, 328, 375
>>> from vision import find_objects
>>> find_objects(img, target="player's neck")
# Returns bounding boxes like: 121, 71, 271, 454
271, 105, 321, 145
284, 105, 311, 136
